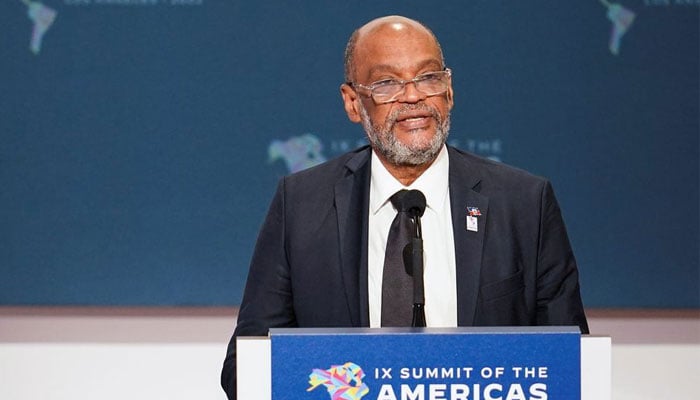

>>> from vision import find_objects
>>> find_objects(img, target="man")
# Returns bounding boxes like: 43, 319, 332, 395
221, 15, 588, 399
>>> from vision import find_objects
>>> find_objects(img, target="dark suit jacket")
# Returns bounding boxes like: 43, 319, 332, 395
221, 145, 588, 399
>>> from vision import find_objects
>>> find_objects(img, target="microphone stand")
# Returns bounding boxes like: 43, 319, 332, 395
411, 212, 426, 327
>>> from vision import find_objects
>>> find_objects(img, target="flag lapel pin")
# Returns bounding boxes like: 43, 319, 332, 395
466, 207, 480, 232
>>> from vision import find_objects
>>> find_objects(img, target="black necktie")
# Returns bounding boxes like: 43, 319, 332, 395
381, 190, 414, 327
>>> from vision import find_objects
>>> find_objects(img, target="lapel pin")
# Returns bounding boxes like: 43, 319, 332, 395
466, 207, 480, 232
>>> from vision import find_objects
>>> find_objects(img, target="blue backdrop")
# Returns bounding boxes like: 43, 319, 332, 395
1, 1, 698, 307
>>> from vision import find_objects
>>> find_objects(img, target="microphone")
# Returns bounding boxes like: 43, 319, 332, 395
396, 189, 427, 328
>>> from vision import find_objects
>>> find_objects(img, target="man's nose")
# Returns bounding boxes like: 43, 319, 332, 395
397, 82, 427, 103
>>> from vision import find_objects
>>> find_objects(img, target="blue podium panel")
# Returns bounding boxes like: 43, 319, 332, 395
270, 327, 580, 400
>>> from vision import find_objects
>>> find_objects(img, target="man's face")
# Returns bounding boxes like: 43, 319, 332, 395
341, 21, 454, 166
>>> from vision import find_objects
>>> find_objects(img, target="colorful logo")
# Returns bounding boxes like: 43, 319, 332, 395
308, 362, 369, 400
269, 134, 327, 174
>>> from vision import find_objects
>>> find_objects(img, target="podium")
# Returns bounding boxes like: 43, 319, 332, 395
237, 327, 610, 400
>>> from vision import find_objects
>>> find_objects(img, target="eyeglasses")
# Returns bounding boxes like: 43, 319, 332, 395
349, 68, 451, 104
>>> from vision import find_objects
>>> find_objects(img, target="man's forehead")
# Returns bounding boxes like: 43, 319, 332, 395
353, 25, 441, 75
365, 59, 443, 78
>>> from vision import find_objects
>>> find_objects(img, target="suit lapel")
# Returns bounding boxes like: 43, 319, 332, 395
448, 147, 489, 326
334, 148, 371, 327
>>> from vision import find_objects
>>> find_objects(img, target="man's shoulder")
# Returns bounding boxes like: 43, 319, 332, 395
284, 145, 371, 188
447, 146, 548, 189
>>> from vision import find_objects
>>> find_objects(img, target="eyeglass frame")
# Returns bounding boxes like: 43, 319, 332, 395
346, 68, 452, 105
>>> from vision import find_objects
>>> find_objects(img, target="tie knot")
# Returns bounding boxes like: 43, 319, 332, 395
390, 189, 427, 215
389, 190, 411, 212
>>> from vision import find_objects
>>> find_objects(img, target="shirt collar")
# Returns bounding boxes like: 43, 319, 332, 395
369, 145, 450, 215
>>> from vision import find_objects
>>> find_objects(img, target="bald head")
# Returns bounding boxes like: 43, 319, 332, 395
343, 16, 444, 83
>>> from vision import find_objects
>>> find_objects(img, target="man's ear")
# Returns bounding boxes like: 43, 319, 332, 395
340, 83, 362, 123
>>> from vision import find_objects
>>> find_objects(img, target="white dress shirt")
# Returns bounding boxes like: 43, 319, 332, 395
367, 145, 457, 328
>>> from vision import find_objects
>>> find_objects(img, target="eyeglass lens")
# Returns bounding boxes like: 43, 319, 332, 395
372, 71, 449, 103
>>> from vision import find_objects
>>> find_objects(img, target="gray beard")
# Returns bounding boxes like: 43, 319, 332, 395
359, 101, 450, 166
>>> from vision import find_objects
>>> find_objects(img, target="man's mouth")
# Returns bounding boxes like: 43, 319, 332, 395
396, 110, 434, 122
395, 111, 434, 130
402, 116, 428, 122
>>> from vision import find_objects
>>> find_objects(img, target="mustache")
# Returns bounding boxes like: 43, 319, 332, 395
386, 103, 441, 128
